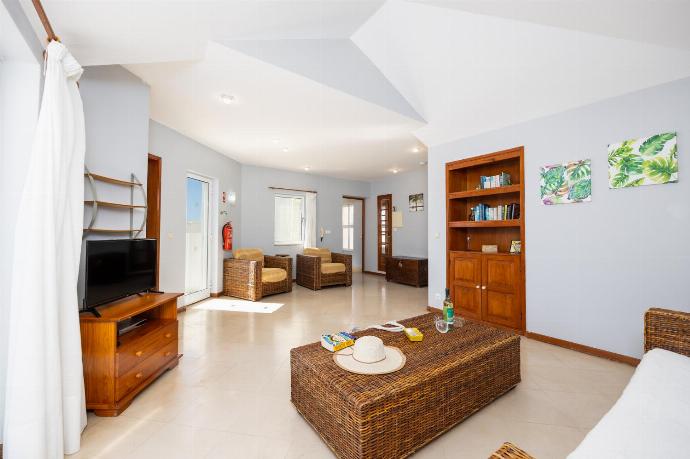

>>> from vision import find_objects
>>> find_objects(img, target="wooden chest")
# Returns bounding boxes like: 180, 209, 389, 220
385, 256, 428, 287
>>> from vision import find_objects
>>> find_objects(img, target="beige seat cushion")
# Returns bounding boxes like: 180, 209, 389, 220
262, 267, 287, 283
234, 248, 264, 263
321, 262, 346, 275
304, 247, 331, 263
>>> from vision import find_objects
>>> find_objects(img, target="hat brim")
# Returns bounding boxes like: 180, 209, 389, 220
333, 346, 406, 375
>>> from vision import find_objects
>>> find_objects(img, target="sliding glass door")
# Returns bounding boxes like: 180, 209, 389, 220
185, 174, 211, 304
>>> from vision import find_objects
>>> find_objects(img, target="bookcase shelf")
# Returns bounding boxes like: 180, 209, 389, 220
446, 146, 525, 332
448, 184, 520, 200
448, 220, 521, 228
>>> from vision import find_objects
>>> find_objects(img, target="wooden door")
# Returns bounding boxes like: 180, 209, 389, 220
147, 154, 162, 289
377, 194, 392, 271
482, 254, 521, 328
449, 252, 482, 320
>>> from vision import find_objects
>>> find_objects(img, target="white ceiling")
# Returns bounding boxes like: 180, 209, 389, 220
128, 42, 426, 180
18, 0, 690, 179
353, 0, 690, 147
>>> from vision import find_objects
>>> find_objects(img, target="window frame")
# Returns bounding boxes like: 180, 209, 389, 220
342, 202, 355, 252
274, 193, 305, 246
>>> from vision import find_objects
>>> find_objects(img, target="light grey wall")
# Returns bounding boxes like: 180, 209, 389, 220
365, 167, 428, 272
428, 77, 690, 358
149, 120, 242, 295
240, 165, 369, 276
78, 65, 150, 302
0, 3, 42, 442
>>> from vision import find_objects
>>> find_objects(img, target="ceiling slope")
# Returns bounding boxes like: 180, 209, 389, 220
19, 0, 386, 65
353, 0, 690, 147
127, 42, 426, 181
412, 0, 690, 51
222, 39, 425, 123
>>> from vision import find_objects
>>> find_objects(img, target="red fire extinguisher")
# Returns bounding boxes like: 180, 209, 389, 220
222, 222, 233, 251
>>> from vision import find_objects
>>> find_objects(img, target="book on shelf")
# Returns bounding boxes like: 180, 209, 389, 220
470, 202, 519, 221
479, 172, 511, 190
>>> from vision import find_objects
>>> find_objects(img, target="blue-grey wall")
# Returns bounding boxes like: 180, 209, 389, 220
428, 77, 690, 358
240, 165, 370, 276
365, 166, 428, 272
149, 121, 242, 295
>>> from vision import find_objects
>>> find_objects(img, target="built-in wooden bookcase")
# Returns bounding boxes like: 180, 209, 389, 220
446, 146, 525, 331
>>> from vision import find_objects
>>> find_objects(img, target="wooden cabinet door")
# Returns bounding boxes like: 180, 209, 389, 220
449, 252, 482, 320
482, 254, 521, 328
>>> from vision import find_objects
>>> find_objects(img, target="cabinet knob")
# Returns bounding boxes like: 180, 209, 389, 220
165, 333, 172, 339
475, 285, 480, 289
481, 286, 486, 290
165, 351, 172, 357
135, 372, 143, 379
135, 351, 143, 357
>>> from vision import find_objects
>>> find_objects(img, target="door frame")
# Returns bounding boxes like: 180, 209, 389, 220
146, 153, 162, 290
377, 194, 393, 272
183, 171, 219, 306
343, 195, 365, 273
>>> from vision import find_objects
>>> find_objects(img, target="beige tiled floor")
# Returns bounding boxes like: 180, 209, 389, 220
70, 273, 635, 458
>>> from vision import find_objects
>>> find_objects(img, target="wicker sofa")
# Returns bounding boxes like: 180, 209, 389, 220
491, 307, 690, 459
296, 247, 352, 290
223, 248, 292, 301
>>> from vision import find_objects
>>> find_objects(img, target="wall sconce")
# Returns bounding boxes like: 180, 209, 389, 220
392, 210, 403, 229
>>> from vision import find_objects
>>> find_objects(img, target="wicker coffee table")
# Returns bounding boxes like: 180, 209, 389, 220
290, 313, 521, 459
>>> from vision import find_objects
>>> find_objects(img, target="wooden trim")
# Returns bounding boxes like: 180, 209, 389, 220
363, 270, 385, 276
377, 194, 393, 272
269, 186, 317, 194
526, 331, 640, 366
147, 154, 162, 291
427, 306, 440, 312
210, 292, 222, 298
446, 146, 523, 171
31, 0, 58, 42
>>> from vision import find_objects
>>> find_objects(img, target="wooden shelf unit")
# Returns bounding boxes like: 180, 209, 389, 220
446, 147, 525, 331
79, 292, 182, 416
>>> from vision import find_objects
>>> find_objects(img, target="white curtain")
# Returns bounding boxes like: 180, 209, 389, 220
304, 192, 317, 248
3, 41, 87, 458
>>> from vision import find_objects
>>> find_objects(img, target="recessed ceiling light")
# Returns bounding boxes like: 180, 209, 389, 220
220, 94, 235, 105
419, 161, 427, 166
412, 147, 420, 153
282, 147, 289, 152
272, 139, 280, 144
392, 168, 399, 174
303, 166, 310, 172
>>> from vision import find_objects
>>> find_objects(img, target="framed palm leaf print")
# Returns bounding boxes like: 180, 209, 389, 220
608, 132, 678, 188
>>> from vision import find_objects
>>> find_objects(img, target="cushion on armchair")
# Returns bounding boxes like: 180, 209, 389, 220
234, 248, 264, 262
321, 262, 346, 274
304, 247, 331, 263
262, 267, 287, 283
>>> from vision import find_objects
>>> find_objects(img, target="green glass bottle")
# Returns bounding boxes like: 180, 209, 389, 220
443, 288, 454, 328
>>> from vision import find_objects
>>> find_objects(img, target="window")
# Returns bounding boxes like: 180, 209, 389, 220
274, 194, 304, 245
342, 203, 354, 251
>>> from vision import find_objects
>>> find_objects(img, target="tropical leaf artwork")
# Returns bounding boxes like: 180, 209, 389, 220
539, 159, 592, 205
608, 132, 678, 188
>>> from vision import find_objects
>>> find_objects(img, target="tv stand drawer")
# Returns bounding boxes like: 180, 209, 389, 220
116, 340, 177, 401
117, 320, 178, 377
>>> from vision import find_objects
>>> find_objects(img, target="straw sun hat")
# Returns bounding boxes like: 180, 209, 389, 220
333, 335, 406, 375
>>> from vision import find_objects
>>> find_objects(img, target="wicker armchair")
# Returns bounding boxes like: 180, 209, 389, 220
296, 247, 352, 290
489, 443, 534, 459
223, 248, 292, 301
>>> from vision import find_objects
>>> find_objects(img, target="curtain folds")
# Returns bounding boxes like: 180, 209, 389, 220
304, 192, 317, 248
3, 41, 87, 458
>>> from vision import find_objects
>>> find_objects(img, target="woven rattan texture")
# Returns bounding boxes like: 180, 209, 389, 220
291, 313, 520, 459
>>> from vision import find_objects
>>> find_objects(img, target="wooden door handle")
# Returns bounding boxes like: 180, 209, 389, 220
135, 372, 143, 379
475, 285, 480, 288
481, 286, 486, 290
135, 351, 143, 357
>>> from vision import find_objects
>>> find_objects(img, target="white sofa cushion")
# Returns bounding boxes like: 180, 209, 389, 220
568, 348, 690, 459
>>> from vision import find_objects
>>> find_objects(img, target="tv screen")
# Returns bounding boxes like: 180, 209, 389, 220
85, 239, 157, 308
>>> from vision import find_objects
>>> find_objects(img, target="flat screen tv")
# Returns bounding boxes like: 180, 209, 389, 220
84, 239, 157, 308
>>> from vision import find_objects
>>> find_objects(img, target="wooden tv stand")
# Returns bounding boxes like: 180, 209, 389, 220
79, 292, 182, 416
